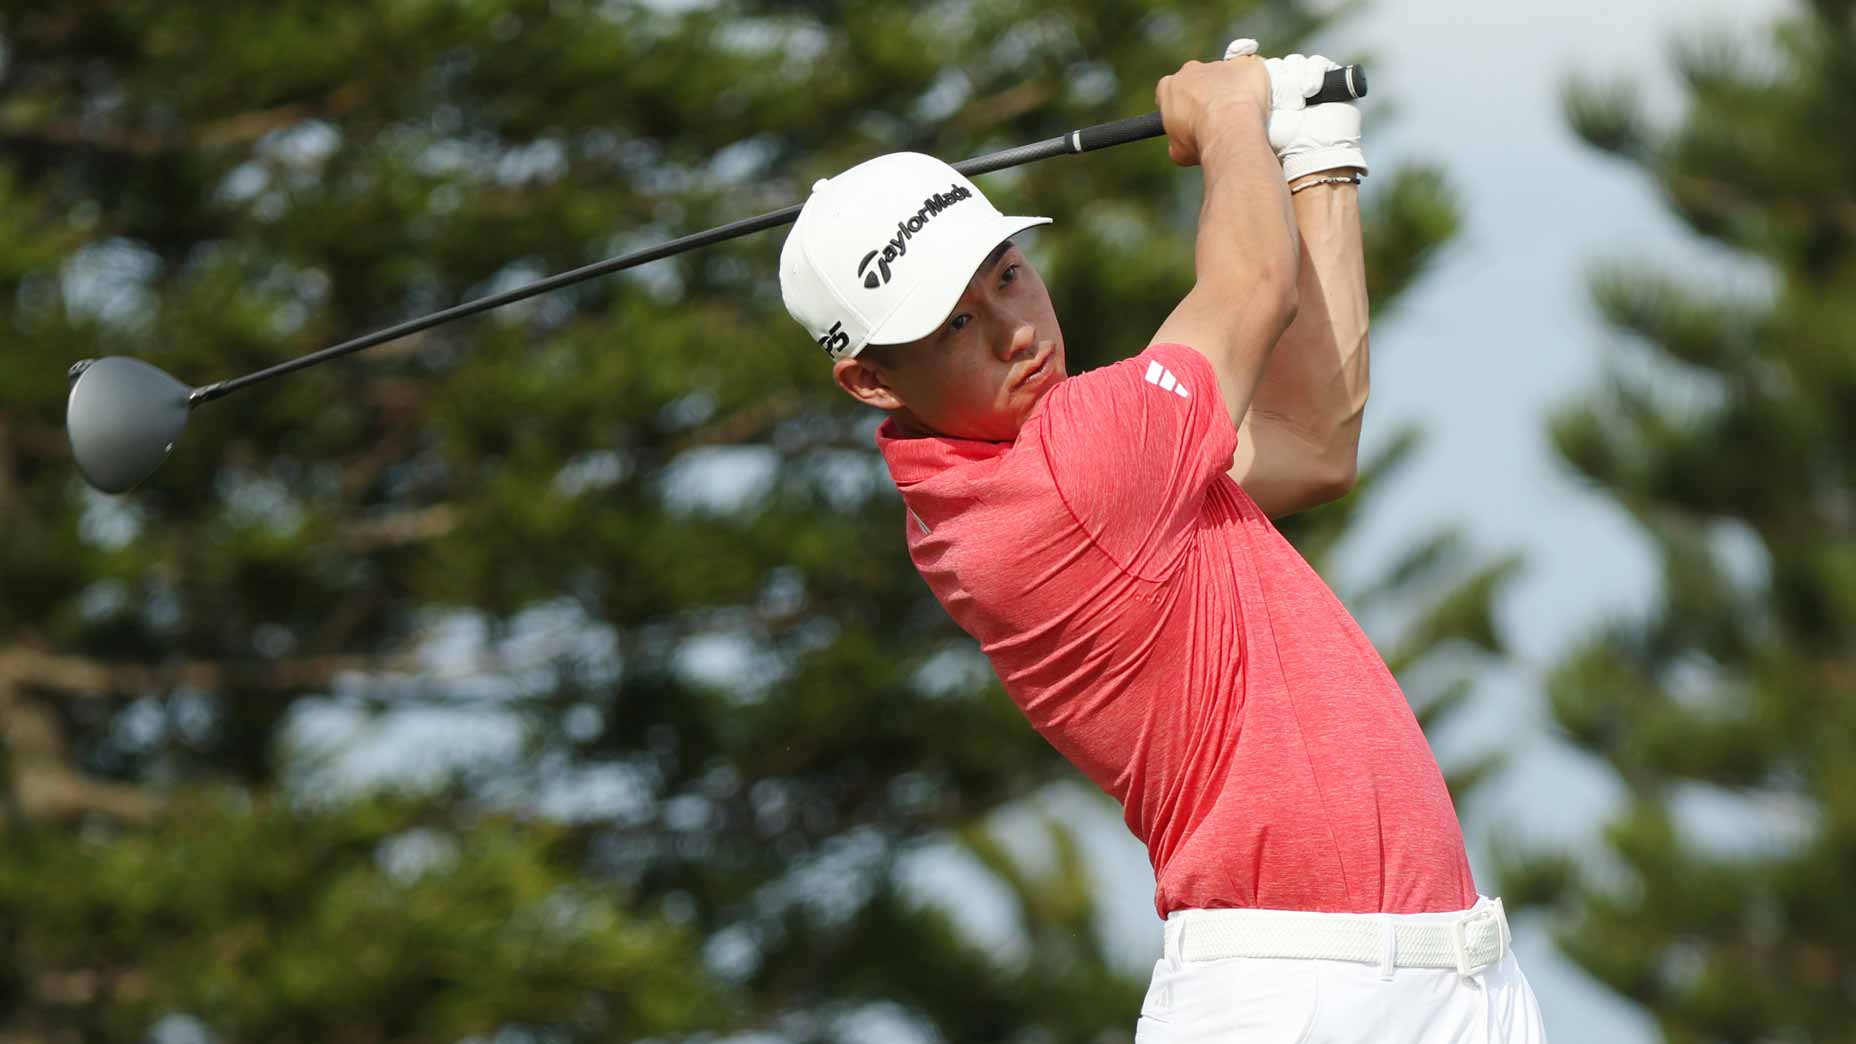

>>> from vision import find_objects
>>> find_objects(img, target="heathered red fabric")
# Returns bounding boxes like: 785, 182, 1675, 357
876, 343, 1476, 918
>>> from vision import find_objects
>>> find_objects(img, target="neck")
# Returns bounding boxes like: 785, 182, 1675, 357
888, 408, 935, 437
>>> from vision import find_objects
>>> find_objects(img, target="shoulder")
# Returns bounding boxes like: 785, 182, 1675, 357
1029, 343, 1223, 455
1040, 343, 1215, 414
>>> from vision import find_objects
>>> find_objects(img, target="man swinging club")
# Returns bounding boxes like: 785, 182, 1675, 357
780, 40, 1548, 1043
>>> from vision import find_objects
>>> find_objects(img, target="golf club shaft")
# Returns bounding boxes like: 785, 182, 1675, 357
189, 64, 1365, 407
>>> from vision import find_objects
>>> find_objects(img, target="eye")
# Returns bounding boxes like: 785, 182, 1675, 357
947, 313, 972, 334
1000, 263, 1019, 287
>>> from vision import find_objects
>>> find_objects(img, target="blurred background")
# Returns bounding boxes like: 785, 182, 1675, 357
3, 0, 1851, 1041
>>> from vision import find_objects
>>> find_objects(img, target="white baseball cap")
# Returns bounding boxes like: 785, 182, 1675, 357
780, 152, 1051, 360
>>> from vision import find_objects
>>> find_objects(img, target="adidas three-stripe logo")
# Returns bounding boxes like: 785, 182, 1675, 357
1144, 360, 1191, 398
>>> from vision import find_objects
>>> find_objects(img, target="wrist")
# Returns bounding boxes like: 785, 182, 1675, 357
1289, 174, 1361, 198
1289, 169, 1363, 191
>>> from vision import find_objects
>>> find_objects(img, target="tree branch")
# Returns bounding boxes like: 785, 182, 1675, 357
0, 82, 370, 157
0, 685, 160, 825
335, 504, 461, 551
0, 645, 419, 699
671, 392, 807, 452
948, 80, 1057, 133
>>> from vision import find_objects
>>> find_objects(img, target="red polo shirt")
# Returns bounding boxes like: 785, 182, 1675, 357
876, 343, 1476, 917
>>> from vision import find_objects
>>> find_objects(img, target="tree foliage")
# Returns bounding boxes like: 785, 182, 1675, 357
0, 1, 1490, 1040
1499, 4, 1856, 1041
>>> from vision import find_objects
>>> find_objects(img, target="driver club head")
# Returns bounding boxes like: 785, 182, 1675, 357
66, 356, 193, 494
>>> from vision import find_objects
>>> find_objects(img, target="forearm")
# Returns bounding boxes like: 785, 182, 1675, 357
1197, 114, 1302, 300
1237, 175, 1369, 480
1153, 103, 1302, 425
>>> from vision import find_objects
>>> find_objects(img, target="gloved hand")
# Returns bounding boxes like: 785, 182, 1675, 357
1225, 38, 1368, 182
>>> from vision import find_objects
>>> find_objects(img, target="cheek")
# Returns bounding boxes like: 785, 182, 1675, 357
1032, 293, 1060, 332
901, 347, 1018, 427
943, 353, 998, 395
944, 364, 1002, 418
904, 359, 981, 418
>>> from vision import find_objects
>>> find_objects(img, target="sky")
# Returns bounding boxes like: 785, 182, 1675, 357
288, 1, 1800, 1040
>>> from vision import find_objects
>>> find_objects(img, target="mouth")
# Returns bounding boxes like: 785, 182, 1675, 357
1013, 346, 1057, 391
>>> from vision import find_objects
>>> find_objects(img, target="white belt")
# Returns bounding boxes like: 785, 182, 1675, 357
1168, 898, 1511, 977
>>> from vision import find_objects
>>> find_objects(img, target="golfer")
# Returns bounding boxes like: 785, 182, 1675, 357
781, 44, 1546, 1044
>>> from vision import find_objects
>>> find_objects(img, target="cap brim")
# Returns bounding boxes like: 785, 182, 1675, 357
859, 214, 1053, 351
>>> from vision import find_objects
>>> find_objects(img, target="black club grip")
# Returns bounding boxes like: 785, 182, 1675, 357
1313, 64, 1367, 104
1073, 112, 1168, 152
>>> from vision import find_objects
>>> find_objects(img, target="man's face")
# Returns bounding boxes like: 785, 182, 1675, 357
834, 241, 1065, 442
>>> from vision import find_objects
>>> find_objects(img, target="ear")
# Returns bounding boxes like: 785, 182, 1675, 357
832, 357, 907, 411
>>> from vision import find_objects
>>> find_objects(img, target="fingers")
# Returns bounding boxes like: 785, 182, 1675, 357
1292, 54, 1338, 98
1208, 41, 1368, 180
1155, 69, 1200, 167
1229, 43, 1345, 109
1156, 58, 1269, 167
1264, 54, 1327, 109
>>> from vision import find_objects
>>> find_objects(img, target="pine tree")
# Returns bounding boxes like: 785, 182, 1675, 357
0, 2, 1496, 1040
1497, 4, 1856, 1041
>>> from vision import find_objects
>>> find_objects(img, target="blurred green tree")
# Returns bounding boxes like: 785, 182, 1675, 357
1497, 4, 1856, 1041
0, 1, 1499, 1041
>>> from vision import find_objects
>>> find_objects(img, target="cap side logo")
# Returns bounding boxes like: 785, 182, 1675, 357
853, 183, 974, 291
817, 320, 851, 356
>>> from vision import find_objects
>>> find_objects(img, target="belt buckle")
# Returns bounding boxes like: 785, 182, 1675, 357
1450, 908, 1501, 976
1450, 915, 1474, 976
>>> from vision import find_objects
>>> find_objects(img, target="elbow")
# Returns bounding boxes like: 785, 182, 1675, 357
1304, 434, 1362, 508
1263, 456, 1356, 520
1286, 461, 1356, 515
1312, 457, 1358, 505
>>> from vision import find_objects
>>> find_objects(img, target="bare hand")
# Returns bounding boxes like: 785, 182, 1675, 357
1155, 57, 1271, 167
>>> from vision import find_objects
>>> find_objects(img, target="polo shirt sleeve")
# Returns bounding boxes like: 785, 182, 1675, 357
1033, 343, 1238, 578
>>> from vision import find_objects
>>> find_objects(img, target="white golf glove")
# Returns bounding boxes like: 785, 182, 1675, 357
1225, 38, 1368, 181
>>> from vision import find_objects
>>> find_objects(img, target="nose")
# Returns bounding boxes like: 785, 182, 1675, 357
997, 320, 1036, 362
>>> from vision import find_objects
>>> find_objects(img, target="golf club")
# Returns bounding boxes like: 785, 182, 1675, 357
66, 65, 1366, 494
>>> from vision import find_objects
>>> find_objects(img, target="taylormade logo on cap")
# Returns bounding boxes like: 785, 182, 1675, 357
856, 183, 975, 289
779, 152, 1051, 361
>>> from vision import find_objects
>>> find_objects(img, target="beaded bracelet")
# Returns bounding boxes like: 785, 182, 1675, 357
1290, 174, 1362, 194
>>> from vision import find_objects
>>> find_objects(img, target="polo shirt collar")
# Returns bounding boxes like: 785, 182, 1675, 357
875, 418, 1011, 490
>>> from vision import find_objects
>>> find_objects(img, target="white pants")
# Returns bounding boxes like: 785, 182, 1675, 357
1135, 898, 1547, 1044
